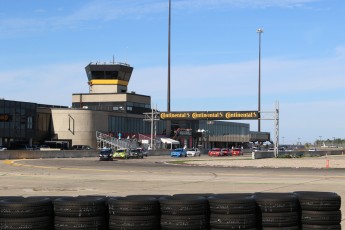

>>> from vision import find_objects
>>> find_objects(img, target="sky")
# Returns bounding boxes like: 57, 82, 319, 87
1, 0, 344, 144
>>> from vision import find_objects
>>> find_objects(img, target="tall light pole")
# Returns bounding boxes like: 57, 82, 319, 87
166, 0, 172, 137
167, 0, 171, 113
256, 28, 263, 132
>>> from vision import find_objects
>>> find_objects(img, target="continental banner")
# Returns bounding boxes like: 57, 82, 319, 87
159, 111, 259, 120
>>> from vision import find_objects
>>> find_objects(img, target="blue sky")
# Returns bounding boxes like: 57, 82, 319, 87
1, 0, 344, 144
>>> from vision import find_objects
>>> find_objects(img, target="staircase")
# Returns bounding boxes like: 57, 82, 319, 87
96, 131, 138, 150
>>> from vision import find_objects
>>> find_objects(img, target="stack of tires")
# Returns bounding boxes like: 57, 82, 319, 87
159, 195, 209, 229
254, 192, 300, 229
53, 196, 108, 229
108, 196, 160, 230
0, 196, 53, 229
208, 193, 257, 229
294, 191, 342, 229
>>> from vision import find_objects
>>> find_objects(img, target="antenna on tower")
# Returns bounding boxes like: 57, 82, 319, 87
125, 46, 128, 64
112, 55, 115, 64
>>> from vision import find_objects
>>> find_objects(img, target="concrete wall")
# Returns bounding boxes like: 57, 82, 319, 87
253, 150, 345, 159
1, 149, 343, 160
0, 150, 99, 160
51, 109, 109, 148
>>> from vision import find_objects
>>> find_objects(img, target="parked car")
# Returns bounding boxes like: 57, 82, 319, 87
99, 148, 113, 161
208, 148, 222, 157
0, 145, 7, 151
137, 148, 149, 157
231, 148, 243, 156
112, 148, 129, 159
221, 148, 230, 156
186, 148, 201, 157
170, 148, 187, 157
128, 149, 144, 159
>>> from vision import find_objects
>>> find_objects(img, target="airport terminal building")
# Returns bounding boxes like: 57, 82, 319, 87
0, 62, 270, 150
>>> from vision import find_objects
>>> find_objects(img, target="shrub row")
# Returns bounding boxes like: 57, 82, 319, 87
0, 191, 341, 229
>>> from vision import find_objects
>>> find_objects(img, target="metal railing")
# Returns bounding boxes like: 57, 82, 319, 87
96, 131, 138, 150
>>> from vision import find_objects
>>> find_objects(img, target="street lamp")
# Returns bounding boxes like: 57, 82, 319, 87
257, 28, 264, 132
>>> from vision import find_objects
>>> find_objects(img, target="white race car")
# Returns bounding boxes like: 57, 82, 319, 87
186, 148, 201, 157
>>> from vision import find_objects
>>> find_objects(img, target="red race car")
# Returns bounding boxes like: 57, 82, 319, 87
208, 148, 222, 157
231, 148, 243, 156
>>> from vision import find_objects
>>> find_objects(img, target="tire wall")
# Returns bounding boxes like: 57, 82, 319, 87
0, 191, 342, 230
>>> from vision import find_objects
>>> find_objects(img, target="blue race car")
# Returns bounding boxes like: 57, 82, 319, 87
170, 148, 187, 157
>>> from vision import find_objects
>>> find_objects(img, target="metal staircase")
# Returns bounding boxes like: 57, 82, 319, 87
96, 131, 138, 150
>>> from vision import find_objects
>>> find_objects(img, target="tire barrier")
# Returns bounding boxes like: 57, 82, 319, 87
0, 192, 341, 229
254, 192, 300, 229
294, 191, 342, 230
108, 196, 160, 230
0, 197, 54, 229
208, 193, 257, 229
159, 195, 209, 229
53, 196, 108, 229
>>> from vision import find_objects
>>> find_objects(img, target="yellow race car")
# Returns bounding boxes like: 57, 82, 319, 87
112, 148, 129, 159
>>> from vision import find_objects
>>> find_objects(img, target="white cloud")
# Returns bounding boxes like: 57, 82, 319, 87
0, 0, 320, 35
0, 62, 87, 106
131, 53, 345, 105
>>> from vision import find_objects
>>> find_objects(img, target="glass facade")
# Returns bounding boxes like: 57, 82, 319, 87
0, 100, 37, 147
0, 100, 67, 148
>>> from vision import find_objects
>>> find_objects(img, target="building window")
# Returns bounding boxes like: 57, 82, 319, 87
27, 116, 33, 129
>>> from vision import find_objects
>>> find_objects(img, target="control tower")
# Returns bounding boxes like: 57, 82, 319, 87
72, 61, 151, 114
85, 62, 133, 94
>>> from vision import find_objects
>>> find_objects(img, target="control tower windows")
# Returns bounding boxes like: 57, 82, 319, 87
90, 71, 119, 80
105, 71, 118, 79
92, 71, 104, 79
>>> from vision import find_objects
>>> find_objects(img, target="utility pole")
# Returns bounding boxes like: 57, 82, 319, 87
257, 28, 264, 132
166, 0, 172, 137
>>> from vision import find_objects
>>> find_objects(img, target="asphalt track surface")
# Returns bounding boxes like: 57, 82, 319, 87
1, 155, 345, 226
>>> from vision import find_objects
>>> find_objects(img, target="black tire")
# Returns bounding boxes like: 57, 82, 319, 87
210, 213, 256, 229
0, 216, 53, 230
109, 215, 160, 230
159, 195, 209, 215
108, 196, 160, 216
161, 214, 208, 230
293, 191, 341, 211
54, 216, 107, 230
0, 197, 53, 218
301, 210, 341, 225
208, 193, 256, 214
54, 196, 107, 217
261, 212, 299, 227
254, 192, 299, 213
